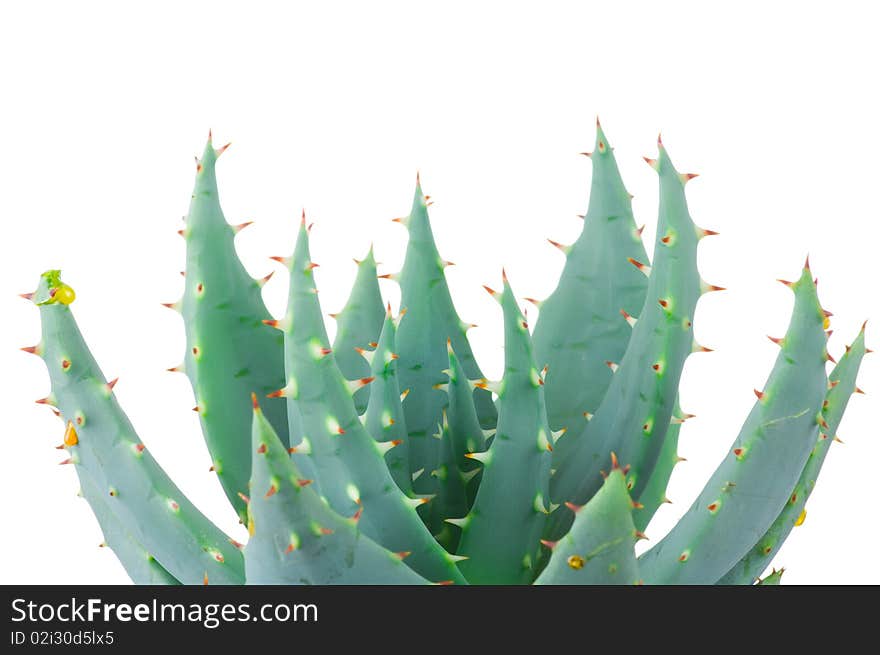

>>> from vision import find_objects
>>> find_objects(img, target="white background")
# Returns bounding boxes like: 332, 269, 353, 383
1, 2, 877, 585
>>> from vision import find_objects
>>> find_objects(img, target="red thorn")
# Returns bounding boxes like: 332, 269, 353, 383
307, 262, 320, 270
19, 292, 34, 301
192, 405, 200, 413
266, 388, 286, 399
256, 443, 267, 454
610, 451, 620, 470
269, 256, 289, 266
564, 501, 582, 513
300, 209, 307, 226
177, 228, 186, 237
855, 387, 866, 395
767, 336, 784, 346
285, 543, 296, 554
229, 539, 244, 550
636, 225, 646, 236
233, 221, 253, 233
643, 156, 658, 168
822, 309, 833, 318
107, 377, 118, 390
396, 551, 412, 560
540, 539, 557, 550
21, 345, 40, 355
296, 478, 313, 487
166, 364, 184, 373
160, 302, 177, 310
134, 444, 145, 453
754, 389, 765, 401
319, 527, 334, 536
804, 255, 811, 271
35, 397, 53, 405
704, 284, 726, 293
658, 298, 669, 309
377, 273, 395, 280
262, 319, 280, 328
777, 278, 796, 289
216, 142, 231, 156
681, 173, 699, 182
826, 351, 837, 364
700, 228, 720, 237
265, 485, 277, 498
238, 492, 250, 504
320, 347, 332, 356
547, 239, 567, 253
622, 463, 631, 475
483, 285, 498, 297
59, 458, 74, 465
336, 426, 346, 435
580, 151, 592, 158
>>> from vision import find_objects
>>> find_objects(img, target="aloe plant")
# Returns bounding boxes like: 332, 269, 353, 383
23, 123, 867, 585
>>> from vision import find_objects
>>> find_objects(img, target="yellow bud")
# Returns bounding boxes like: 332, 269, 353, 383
63, 421, 79, 447
567, 555, 585, 570
55, 285, 76, 305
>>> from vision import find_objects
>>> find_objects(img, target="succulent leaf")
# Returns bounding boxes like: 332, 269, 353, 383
717, 323, 867, 584
532, 121, 649, 435
393, 180, 498, 535
275, 219, 467, 584
550, 139, 705, 537
331, 247, 386, 414
638, 264, 829, 584
363, 309, 412, 494
31, 271, 244, 584
633, 398, 685, 533
245, 398, 428, 584
535, 467, 640, 585
455, 275, 552, 584
180, 136, 289, 522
